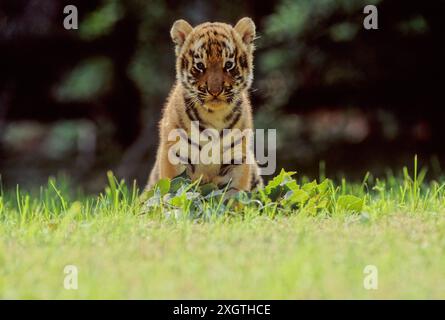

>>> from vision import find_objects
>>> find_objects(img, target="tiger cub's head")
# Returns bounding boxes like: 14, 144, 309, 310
170, 18, 256, 108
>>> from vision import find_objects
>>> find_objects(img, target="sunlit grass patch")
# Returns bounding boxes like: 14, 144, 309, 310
0, 157, 444, 299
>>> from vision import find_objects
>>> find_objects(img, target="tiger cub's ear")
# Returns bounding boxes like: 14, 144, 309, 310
170, 19, 193, 54
234, 17, 256, 48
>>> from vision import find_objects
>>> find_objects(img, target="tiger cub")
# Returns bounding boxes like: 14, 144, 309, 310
146, 17, 263, 192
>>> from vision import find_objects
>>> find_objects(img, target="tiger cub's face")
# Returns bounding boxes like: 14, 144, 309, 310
170, 18, 256, 108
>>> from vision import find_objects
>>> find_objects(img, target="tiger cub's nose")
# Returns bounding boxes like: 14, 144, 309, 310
207, 86, 223, 97
206, 78, 223, 97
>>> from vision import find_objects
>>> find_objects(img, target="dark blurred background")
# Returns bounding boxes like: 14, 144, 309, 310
1, 0, 444, 191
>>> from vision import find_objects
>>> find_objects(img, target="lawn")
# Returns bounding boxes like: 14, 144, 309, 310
0, 159, 444, 299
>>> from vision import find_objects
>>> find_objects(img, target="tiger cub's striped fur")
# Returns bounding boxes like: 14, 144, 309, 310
146, 17, 263, 191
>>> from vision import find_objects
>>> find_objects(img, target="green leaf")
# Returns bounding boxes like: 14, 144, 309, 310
265, 169, 296, 192
268, 185, 286, 202
337, 195, 364, 212
155, 179, 170, 196
199, 183, 218, 196
317, 179, 331, 193
285, 180, 299, 192
284, 188, 309, 204
302, 180, 318, 194
264, 169, 297, 202
235, 191, 253, 203
169, 193, 186, 207
170, 177, 190, 193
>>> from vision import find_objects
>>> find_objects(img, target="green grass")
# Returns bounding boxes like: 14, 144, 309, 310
1, 158, 445, 299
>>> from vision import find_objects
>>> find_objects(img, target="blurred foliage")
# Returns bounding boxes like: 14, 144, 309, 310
79, 0, 124, 40
55, 57, 113, 102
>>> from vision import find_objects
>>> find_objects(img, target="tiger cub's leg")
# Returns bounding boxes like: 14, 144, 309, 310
158, 142, 184, 180
214, 163, 258, 191
147, 159, 160, 190
147, 143, 183, 190
250, 163, 263, 190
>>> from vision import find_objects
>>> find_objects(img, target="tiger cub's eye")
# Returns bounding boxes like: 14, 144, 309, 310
224, 61, 234, 70
196, 62, 205, 72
